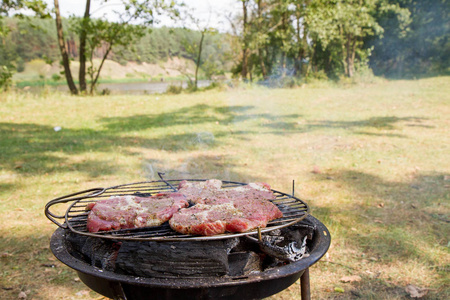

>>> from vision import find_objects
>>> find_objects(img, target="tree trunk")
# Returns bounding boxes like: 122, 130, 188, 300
295, 2, 307, 77
241, 0, 249, 80
194, 30, 205, 89
280, 11, 287, 77
345, 34, 356, 78
294, 8, 301, 76
90, 43, 112, 95
54, 0, 78, 95
306, 44, 315, 77
79, 0, 91, 93
257, 0, 267, 79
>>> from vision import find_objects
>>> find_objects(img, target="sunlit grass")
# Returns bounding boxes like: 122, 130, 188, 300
1, 77, 449, 299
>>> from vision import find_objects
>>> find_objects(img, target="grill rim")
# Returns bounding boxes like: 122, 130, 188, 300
45, 179, 309, 242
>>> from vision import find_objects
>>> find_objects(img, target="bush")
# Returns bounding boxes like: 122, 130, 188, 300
166, 84, 183, 94
0, 66, 14, 91
51, 73, 62, 82
203, 81, 224, 91
306, 70, 328, 82
16, 57, 25, 73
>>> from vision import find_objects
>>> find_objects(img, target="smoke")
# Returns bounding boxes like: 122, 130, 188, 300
194, 131, 215, 148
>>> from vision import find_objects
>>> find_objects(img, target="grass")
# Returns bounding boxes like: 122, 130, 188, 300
0, 76, 449, 299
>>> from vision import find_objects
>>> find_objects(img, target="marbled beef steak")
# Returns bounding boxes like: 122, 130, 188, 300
177, 179, 223, 204
86, 180, 282, 236
178, 180, 276, 204
86, 193, 188, 232
170, 181, 282, 236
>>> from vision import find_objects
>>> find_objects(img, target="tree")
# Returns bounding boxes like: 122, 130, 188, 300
0, 0, 49, 90
292, 0, 310, 77
241, 0, 251, 80
367, 0, 446, 77
186, 8, 218, 89
305, 0, 383, 78
54, 0, 78, 94
54, 0, 181, 95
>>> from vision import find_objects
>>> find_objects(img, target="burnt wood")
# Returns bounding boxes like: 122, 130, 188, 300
228, 252, 262, 276
115, 239, 239, 278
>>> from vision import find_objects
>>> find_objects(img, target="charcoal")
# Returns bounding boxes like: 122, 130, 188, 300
228, 251, 262, 276
65, 232, 120, 271
115, 239, 238, 278
63, 223, 313, 279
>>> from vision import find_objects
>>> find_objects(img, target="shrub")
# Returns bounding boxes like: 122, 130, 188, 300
16, 57, 25, 73
166, 84, 183, 94
51, 73, 62, 82
0, 66, 13, 91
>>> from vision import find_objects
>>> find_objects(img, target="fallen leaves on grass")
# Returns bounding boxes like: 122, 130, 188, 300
340, 275, 362, 283
75, 290, 90, 297
311, 165, 321, 174
1, 252, 12, 258
405, 284, 428, 298
18, 291, 30, 299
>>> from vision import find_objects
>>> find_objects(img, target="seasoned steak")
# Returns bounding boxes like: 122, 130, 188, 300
177, 179, 222, 204
86, 193, 188, 233
169, 197, 283, 236
178, 180, 275, 205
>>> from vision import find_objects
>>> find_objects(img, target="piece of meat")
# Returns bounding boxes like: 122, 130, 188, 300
177, 179, 222, 204
86, 193, 188, 233
205, 182, 276, 205
169, 197, 283, 236
178, 180, 275, 205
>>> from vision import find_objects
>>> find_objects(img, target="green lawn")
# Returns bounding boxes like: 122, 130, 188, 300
1, 77, 449, 299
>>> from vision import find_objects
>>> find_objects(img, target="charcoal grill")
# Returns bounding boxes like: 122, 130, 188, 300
45, 179, 310, 241
45, 178, 330, 300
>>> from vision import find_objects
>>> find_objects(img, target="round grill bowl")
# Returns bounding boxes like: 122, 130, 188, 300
50, 215, 330, 300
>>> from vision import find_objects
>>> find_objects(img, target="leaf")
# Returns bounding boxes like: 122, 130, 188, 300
405, 285, 428, 298
334, 287, 345, 293
340, 275, 362, 283
312, 165, 321, 174
18, 291, 27, 299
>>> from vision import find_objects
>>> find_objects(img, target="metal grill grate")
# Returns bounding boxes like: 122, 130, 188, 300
45, 179, 309, 241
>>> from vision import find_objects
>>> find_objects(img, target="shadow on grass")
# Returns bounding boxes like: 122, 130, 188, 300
0, 232, 87, 300
0, 103, 300, 178
312, 169, 449, 263
264, 116, 431, 137
0, 102, 436, 183
99, 104, 255, 131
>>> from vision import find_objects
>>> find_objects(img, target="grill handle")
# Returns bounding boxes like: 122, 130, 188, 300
44, 188, 105, 228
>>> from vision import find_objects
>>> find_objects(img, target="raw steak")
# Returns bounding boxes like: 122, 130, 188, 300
86, 193, 188, 233
178, 180, 276, 205
169, 197, 283, 236
177, 179, 222, 204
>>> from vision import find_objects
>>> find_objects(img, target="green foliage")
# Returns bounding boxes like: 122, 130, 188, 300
1, 0, 447, 87
0, 65, 14, 90
51, 73, 62, 82
2, 16, 232, 84
367, 0, 449, 77
237, 0, 447, 82
166, 83, 183, 94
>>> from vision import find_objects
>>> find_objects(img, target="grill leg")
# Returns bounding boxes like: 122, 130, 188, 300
109, 281, 127, 300
300, 268, 310, 300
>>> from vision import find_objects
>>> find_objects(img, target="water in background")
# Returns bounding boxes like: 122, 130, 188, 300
21, 80, 212, 95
